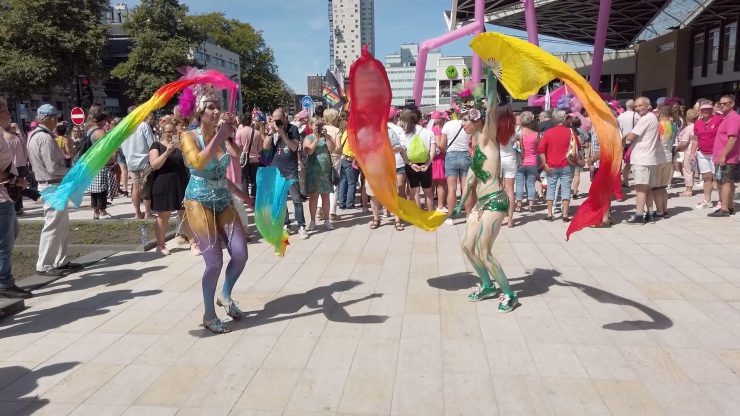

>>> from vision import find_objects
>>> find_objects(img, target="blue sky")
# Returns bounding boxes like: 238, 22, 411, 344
125, 0, 592, 93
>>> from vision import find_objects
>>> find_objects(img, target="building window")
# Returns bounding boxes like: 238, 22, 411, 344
724, 24, 737, 63
708, 28, 719, 64
693, 33, 704, 67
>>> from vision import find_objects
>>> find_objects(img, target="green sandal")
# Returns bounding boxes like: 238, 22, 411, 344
467, 284, 498, 302
203, 317, 231, 334
497, 294, 519, 313
216, 296, 245, 320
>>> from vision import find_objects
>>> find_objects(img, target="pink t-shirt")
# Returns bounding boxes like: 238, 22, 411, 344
520, 131, 539, 166
693, 115, 722, 155
713, 110, 740, 164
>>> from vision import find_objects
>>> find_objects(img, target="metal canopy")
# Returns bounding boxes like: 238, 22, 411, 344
686, 0, 740, 29
450, 0, 674, 49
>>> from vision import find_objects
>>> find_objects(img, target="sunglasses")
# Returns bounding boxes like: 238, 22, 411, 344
718, 101, 733, 106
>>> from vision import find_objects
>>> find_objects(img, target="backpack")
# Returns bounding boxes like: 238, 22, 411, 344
73, 128, 103, 165
407, 133, 429, 163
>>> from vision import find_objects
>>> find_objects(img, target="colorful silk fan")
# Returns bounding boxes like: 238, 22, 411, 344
348, 46, 446, 231
254, 166, 294, 256
470, 32, 622, 239
41, 68, 238, 211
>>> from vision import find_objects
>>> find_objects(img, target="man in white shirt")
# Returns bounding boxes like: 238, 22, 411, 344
617, 99, 639, 187
120, 106, 155, 219
623, 97, 662, 224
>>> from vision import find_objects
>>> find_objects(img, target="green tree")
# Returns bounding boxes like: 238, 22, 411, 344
187, 13, 294, 111
111, 0, 204, 103
0, 0, 109, 97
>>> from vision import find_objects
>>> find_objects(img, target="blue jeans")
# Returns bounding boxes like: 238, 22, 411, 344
445, 151, 471, 178
337, 159, 358, 208
515, 165, 538, 201
0, 202, 19, 288
546, 166, 574, 201
284, 175, 305, 227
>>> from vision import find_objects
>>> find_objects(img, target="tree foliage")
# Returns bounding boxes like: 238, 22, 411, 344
0, 0, 109, 97
110, 0, 204, 103
187, 13, 294, 111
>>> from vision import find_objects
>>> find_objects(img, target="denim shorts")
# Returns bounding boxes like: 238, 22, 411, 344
546, 166, 574, 201
445, 151, 470, 177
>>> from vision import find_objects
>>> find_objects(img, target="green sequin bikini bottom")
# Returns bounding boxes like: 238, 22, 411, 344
477, 190, 509, 213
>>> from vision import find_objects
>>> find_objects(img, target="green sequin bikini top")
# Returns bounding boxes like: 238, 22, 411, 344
471, 146, 491, 183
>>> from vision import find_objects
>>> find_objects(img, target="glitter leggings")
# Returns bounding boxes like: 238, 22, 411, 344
185, 200, 248, 321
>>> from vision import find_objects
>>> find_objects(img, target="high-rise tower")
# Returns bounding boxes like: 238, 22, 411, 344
329, 0, 374, 77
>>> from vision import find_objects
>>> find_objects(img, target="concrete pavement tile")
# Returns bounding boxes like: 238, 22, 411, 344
282, 310, 328, 338
0, 362, 35, 391
391, 372, 444, 416
233, 368, 302, 411
285, 369, 347, 413
337, 370, 394, 415
643, 381, 721, 416
690, 300, 740, 323
400, 314, 441, 339
404, 294, 440, 315
49, 333, 123, 363
572, 345, 638, 380
0, 400, 29, 416
42, 363, 122, 404
93, 309, 154, 334
0, 361, 80, 401
68, 404, 127, 416
91, 334, 161, 365
664, 348, 739, 384
184, 365, 257, 409
12, 402, 77, 416
306, 337, 359, 372
176, 409, 230, 416
517, 316, 567, 344
135, 365, 211, 406
593, 380, 663, 416
8, 332, 84, 367
86, 364, 168, 406
441, 312, 482, 340
478, 314, 524, 343
668, 282, 718, 301
219, 335, 278, 368
442, 373, 497, 416
542, 296, 590, 319
680, 320, 740, 349
704, 283, 740, 302
700, 383, 740, 416
619, 345, 690, 382
134, 333, 198, 366
228, 410, 281, 416
442, 339, 490, 374
556, 317, 611, 345
121, 405, 178, 416
351, 339, 399, 374
260, 336, 318, 370
492, 375, 554, 415
528, 343, 588, 378
486, 341, 539, 377
715, 349, 740, 375
540, 377, 610, 416
438, 294, 477, 317
397, 338, 442, 374
175, 332, 240, 367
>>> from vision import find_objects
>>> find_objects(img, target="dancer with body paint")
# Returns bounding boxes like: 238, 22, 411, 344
453, 90, 519, 312
179, 85, 253, 334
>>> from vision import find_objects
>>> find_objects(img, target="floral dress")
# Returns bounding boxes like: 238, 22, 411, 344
305, 134, 333, 194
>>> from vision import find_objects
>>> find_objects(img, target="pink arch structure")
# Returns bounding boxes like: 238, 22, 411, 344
412, 0, 613, 106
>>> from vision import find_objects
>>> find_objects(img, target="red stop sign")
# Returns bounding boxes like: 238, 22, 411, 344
71, 107, 85, 126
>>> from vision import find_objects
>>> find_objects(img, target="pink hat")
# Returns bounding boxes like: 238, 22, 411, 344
295, 110, 309, 119
388, 106, 398, 119
430, 111, 449, 120
699, 103, 714, 110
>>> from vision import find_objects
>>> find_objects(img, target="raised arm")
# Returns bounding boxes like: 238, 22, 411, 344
180, 127, 227, 170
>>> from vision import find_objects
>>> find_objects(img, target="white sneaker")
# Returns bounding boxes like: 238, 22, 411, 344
298, 226, 309, 239
436, 207, 449, 214
100, 213, 113, 220
695, 201, 712, 209
324, 220, 334, 230
283, 224, 292, 234
444, 218, 454, 225
307, 221, 316, 231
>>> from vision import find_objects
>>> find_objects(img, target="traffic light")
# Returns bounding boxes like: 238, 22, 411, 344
76, 75, 94, 108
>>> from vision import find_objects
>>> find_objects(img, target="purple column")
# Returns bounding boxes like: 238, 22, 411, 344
412, 0, 485, 106
589, 0, 612, 91
523, 0, 539, 46
523, 0, 539, 105
471, 0, 484, 87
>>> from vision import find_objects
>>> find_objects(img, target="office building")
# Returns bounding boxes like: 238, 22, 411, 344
384, 43, 439, 109
329, 0, 374, 76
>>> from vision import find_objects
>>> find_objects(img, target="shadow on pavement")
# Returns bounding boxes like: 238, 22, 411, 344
36, 266, 166, 297
189, 280, 386, 337
0, 362, 79, 415
0, 289, 161, 337
428, 268, 673, 331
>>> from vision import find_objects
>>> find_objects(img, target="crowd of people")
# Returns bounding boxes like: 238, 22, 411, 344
1, 90, 738, 326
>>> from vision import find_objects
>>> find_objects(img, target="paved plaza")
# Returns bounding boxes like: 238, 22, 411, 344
2, 181, 740, 416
